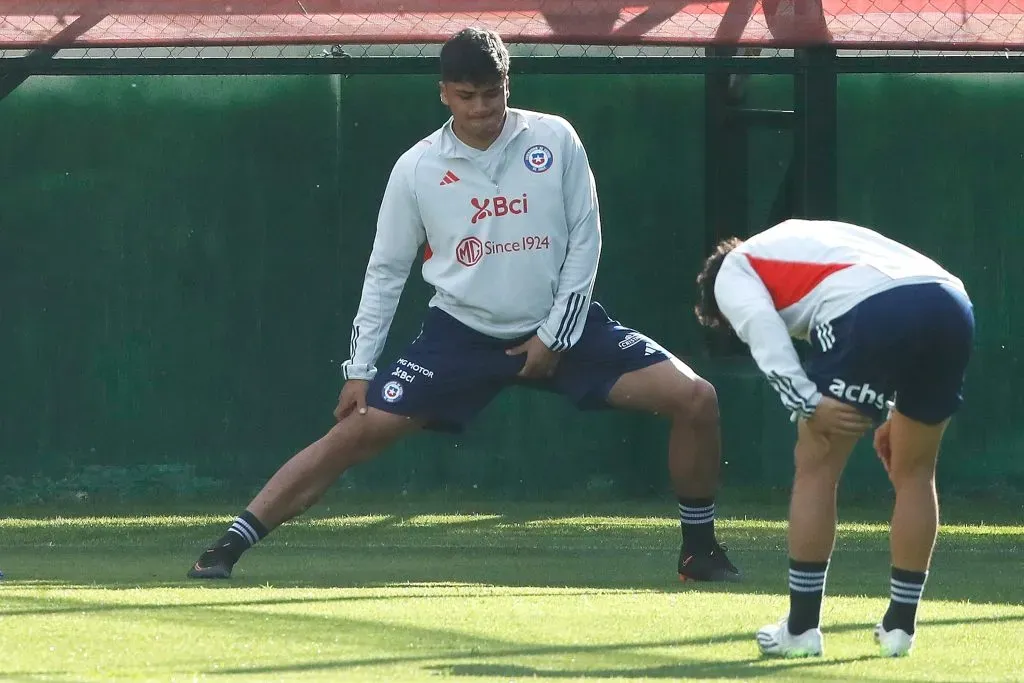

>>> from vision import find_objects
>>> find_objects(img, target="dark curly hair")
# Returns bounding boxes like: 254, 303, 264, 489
695, 237, 744, 329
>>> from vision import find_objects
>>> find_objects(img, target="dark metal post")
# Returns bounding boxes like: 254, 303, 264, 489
793, 46, 838, 219
704, 48, 750, 249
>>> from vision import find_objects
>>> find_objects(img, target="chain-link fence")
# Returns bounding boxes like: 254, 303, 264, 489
5, 44, 1024, 61
0, 44, 749, 60
2, 2, 1024, 53
5, 45, 1023, 66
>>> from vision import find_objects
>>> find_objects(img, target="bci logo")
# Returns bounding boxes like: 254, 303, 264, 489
471, 194, 528, 224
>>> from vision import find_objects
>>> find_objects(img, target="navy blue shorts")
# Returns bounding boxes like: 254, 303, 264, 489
366, 302, 670, 431
805, 282, 974, 424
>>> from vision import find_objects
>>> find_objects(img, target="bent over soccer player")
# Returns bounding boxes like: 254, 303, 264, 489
187, 28, 739, 584
695, 218, 974, 657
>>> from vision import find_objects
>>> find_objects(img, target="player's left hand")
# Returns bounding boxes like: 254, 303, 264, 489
507, 335, 560, 379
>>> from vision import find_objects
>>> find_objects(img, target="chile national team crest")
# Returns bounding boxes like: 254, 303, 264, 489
381, 380, 404, 403
524, 145, 553, 173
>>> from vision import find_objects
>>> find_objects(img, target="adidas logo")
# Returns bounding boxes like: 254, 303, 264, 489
439, 170, 460, 186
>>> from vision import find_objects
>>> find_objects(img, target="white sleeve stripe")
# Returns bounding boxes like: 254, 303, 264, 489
770, 377, 811, 414
781, 375, 820, 415
770, 372, 812, 409
770, 374, 806, 411
767, 372, 815, 414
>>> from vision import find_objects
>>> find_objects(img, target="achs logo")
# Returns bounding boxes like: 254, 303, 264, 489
470, 194, 528, 224
828, 379, 887, 410
456, 236, 484, 266
524, 145, 553, 173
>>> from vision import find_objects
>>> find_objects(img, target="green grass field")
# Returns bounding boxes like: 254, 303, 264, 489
1, 496, 1022, 682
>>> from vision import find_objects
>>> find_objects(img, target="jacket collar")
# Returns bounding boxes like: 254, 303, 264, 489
437, 108, 529, 159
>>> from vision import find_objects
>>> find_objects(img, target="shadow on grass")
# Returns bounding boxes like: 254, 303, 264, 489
0, 588, 639, 617
2, 489, 1021, 525
430, 659, 883, 682
1, 499, 1020, 604
200, 614, 1023, 679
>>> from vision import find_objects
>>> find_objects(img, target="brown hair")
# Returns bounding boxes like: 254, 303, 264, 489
694, 237, 744, 329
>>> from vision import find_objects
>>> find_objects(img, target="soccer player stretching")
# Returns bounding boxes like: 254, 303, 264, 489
187, 28, 739, 584
695, 218, 974, 657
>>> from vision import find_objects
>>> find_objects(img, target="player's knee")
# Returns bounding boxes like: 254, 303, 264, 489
886, 416, 944, 486
888, 452, 938, 487
680, 377, 720, 426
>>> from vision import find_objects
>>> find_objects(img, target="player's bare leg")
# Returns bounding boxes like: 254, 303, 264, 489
757, 421, 860, 657
606, 357, 738, 582
188, 409, 422, 578
886, 411, 946, 574
250, 410, 424, 528
607, 357, 720, 497
874, 410, 948, 655
788, 421, 860, 562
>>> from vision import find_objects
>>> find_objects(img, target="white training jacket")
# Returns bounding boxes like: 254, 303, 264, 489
342, 108, 601, 381
714, 219, 967, 418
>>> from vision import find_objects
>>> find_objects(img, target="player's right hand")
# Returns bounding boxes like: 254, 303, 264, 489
334, 379, 370, 422
506, 334, 560, 379
807, 397, 872, 438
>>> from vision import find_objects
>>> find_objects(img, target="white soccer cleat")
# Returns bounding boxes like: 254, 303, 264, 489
874, 622, 914, 657
756, 617, 823, 658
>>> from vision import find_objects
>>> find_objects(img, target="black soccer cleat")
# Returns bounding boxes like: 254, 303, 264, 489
186, 546, 235, 580
678, 542, 742, 583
